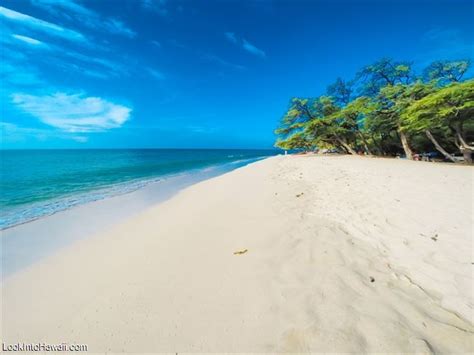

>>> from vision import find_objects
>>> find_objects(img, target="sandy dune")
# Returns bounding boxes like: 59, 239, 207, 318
1, 155, 473, 353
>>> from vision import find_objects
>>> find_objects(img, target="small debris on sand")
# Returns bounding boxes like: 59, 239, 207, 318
233, 249, 248, 255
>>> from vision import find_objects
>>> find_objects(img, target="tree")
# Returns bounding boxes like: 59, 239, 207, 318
274, 57, 473, 163
423, 60, 471, 84
366, 81, 437, 159
402, 80, 474, 163
357, 58, 414, 96
305, 96, 359, 154
275, 98, 315, 137
329, 97, 374, 154
275, 132, 314, 151
327, 78, 353, 105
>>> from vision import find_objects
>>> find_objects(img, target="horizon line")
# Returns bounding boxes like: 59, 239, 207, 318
0, 147, 281, 151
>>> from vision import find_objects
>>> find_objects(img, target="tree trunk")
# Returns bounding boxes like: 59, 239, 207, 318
454, 126, 474, 149
454, 127, 474, 163
357, 131, 373, 155
336, 137, 357, 155
339, 145, 349, 154
462, 149, 473, 164
425, 130, 456, 163
399, 130, 414, 160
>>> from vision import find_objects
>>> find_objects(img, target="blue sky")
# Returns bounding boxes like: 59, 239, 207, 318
1, 0, 472, 149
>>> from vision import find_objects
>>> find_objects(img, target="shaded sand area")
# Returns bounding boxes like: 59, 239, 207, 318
1, 155, 473, 353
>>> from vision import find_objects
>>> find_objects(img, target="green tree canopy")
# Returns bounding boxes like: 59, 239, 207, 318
402, 80, 474, 161
274, 58, 473, 164
326, 78, 353, 105
423, 60, 471, 84
357, 58, 413, 96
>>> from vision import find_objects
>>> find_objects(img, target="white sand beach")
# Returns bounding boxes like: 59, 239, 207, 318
1, 155, 473, 353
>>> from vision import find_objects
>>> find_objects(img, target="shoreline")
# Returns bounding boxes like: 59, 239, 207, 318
1, 155, 270, 231
1, 156, 271, 278
2, 155, 472, 352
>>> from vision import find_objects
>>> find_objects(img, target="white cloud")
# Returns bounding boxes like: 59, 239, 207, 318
12, 92, 132, 133
242, 39, 266, 58
3, 28, 127, 83
0, 6, 86, 42
11, 34, 50, 49
12, 34, 41, 45
224, 32, 266, 58
4, 34, 128, 82
30, 0, 136, 38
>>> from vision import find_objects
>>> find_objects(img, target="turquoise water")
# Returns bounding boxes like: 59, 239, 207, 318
0, 149, 277, 229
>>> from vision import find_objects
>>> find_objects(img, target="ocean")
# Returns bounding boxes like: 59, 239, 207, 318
0, 149, 277, 230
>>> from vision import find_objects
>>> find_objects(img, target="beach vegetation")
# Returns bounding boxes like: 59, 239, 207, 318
402, 80, 474, 163
275, 59, 473, 163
